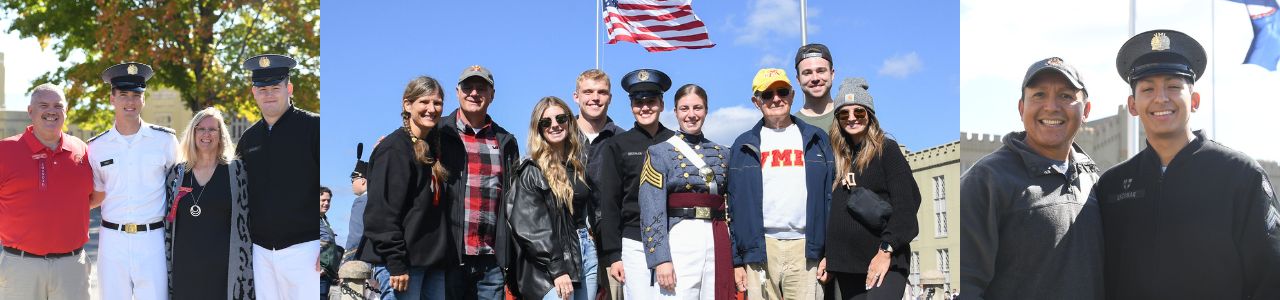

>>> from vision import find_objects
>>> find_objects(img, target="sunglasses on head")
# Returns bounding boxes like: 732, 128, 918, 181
755, 88, 791, 100
538, 113, 572, 129
836, 107, 869, 121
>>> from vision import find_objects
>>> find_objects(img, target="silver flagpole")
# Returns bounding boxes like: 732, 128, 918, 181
1211, 0, 1216, 139
800, 0, 809, 45
596, 0, 601, 70
1127, 0, 1140, 157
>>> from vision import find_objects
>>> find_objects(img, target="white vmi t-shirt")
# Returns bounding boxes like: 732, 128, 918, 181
758, 123, 807, 240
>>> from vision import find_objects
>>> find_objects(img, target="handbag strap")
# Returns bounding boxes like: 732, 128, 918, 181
666, 135, 717, 195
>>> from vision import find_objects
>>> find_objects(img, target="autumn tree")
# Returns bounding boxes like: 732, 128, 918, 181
1, 0, 319, 131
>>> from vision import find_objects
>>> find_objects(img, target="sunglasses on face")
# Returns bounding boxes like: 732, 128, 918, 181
836, 107, 869, 121
755, 88, 791, 100
459, 82, 491, 93
538, 113, 572, 129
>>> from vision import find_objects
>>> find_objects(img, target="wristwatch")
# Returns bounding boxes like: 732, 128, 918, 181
879, 241, 893, 254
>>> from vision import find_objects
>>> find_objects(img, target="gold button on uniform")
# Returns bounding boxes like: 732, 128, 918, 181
649, 248, 655, 253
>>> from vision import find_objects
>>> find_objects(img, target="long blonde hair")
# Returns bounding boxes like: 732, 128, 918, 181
829, 104, 885, 189
179, 107, 236, 165
400, 76, 448, 181
526, 96, 586, 213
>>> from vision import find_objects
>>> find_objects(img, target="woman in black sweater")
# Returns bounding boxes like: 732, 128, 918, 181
358, 75, 454, 299
823, 78, 921, 299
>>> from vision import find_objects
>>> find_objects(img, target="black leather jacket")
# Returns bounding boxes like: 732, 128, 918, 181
507, 159, 583, 299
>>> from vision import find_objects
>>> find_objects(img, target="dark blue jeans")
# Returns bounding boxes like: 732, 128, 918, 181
451, 255, 504, 300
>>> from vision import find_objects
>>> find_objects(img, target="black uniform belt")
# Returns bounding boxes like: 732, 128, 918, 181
667, 207, 725, 220
102, 220, 165, 234
3, 246, 83, 259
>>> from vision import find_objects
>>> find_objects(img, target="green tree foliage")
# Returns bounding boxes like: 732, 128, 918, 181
1, 0, 319, 132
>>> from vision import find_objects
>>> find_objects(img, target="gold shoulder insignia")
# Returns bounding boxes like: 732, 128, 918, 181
641, 154, 664, 188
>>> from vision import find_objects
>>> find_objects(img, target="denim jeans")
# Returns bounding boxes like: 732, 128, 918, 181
395, 267, 447, 300
372, 265, 396, 300
457, 255, 505, 300
574, 228, 598, 300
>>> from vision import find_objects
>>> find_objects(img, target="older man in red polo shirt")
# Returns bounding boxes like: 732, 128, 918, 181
0, 83, 94, 300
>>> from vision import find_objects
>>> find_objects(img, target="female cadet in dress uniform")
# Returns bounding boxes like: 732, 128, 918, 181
163, 107, 254, 299
637, 84, 734, 299
823, 78, 920, 299
508, 96, 588, 300
359, 76, 454, 300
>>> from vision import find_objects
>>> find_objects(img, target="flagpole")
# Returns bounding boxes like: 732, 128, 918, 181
800, 0, 809, 45
1127, 0, 1140, 157
596, 0, 601, 70
1211, 0, 1217, 139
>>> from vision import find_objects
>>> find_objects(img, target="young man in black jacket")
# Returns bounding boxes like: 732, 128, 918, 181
1094, 29, 1280, 299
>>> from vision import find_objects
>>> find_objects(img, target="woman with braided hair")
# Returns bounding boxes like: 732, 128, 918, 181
358, 75, 454, 300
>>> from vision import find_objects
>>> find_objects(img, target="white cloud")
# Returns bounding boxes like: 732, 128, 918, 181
734, 0, 820, 47
878, 52, 924, 79
661, 105, 762, 145
758, 54, 782, 68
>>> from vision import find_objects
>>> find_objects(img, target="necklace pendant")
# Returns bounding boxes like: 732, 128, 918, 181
190, 204, 202, 217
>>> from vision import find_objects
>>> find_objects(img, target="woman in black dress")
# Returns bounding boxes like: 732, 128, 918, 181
163, 107, 254, 300
823, 78, 920, 300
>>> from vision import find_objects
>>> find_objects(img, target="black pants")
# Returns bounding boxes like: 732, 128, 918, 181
828, 271, 907, 300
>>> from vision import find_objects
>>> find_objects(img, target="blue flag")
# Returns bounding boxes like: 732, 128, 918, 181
1236, 0, 1280, 70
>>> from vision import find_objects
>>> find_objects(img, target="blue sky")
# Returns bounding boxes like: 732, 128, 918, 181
320, 0, 959, 245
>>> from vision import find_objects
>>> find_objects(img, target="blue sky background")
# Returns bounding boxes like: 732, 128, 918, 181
320, 0, 959, 245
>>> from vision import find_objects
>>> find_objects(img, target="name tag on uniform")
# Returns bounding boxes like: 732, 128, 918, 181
100, 159, 114, 167
625, 152, 643, 156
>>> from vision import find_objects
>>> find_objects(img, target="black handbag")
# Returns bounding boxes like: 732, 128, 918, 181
845, 185, 893, 232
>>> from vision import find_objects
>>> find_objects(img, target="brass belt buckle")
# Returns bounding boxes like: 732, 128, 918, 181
695, 207, 711, 219
124, 223, 138, 234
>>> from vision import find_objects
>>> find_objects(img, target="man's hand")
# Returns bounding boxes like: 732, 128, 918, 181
734, 266, 748, 292
609, 261, 626, 283
817, 257, 829, 284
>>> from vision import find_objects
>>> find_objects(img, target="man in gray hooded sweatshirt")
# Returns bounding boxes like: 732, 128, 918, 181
959, 57, 1103, 300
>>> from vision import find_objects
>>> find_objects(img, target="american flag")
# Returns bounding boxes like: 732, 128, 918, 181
604, 0, 716, 52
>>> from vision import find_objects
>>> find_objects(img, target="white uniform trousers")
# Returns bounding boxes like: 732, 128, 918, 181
253, 239, 320, 300
621, 237, 656, 299
656, 220, 716, 299
97, 227, 168, 300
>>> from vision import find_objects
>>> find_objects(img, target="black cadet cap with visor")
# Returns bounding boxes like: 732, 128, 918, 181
101, 62, 154, 92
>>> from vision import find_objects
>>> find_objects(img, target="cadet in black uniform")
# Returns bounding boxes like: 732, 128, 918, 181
597, 69, 676, 298
236, 54, 322, 299
1094, 29, 1280, 299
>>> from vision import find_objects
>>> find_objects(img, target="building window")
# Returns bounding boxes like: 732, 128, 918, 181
910, 251, 921, 275
933, 175, 948, 237
937, 248, 951, 292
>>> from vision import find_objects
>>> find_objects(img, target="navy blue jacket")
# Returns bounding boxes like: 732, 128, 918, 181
726, 116, 834, 266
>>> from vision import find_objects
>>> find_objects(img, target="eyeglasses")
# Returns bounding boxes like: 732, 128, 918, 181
836, 107, 869, 121
459, 82, 491, 93
755, 88, 791, 100
194, 127, 220, 134
538, 113, 572, 129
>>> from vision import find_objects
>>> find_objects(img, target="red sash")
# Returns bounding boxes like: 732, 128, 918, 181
669, 192, 734, 300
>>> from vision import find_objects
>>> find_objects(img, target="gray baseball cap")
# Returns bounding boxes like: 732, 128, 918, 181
1022, 57, 1086, 96
458, 65, 494, 85
834, 77, 874, 113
